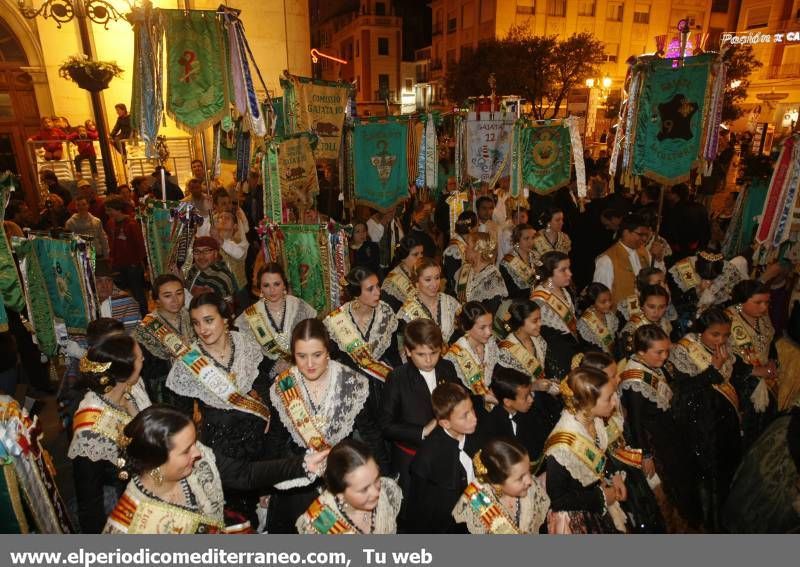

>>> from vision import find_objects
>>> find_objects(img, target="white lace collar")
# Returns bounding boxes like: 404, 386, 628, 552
546, 411, 609, 487
446, 336, 499, 388
620, 357, 673, 411
329, 301, 397, 360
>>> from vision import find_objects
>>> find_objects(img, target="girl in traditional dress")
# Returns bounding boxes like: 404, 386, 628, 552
452, 438, 550, 534
532, 251, 580, 380
69, 333, 151, 533
266, 319, 390, 533
381, 235, 424, 312
297, 439, 402, 534
134, 275, 194, 408
617, 284, 672, 359
499, 223, 539, 299
726, 280, 779, 450
619, 324, 700, 531
325, 266, 400, 416
443, 211, 478, 295
579, 352, 665, 533
234, 263, 317, 382
105, 406, 325, 534
532, 205, 571, 262
397, 257, 461, 345
454, 232, 508, 314
444, 301, 501, 413
669, 307, 743, 532
166, 292, 271, 528
577, 282, 619, 355
544, 367, 627, 534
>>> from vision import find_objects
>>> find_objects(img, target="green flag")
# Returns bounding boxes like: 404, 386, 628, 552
512, 120, 572, 195
140, 201, 175, 282
14, 239, 57, 355
0, 173, 24, 313
633, 53, 713, 184
281, 225, 330, 313
353, 120, 409, 211
163, 10, 228, 131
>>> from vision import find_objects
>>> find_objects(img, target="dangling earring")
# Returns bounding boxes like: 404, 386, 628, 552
149, 466, 164, 486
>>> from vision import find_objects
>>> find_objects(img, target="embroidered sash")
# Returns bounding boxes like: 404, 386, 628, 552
274, 370, 330, 451
532, 289, 577, 335
141, 314, 191, 358
399, 295, 435, 323
544, 431, 606, 479
498, 339, 544, 380
384, 267, 415, 302
455, 265, 472, 304
619, 368, 672, 410
502, 252, 535, 289
243, 303, 288, 359
305, 498, 356, 534
727, 308, 773, 367
326, 307, 392, 382
580, 309, 614, 352
179, 348, 270, 423
462, 482, 520, 534
678, 338, 741, 413
672, 258, 701, 290
448, 344, 489, 396
447, 237, 466, 259
72, 404, 129, 444
107, 492, 223, 534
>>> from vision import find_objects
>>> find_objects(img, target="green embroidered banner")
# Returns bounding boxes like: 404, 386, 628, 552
163, 9, 228, 131
633, 53, 713, 184
512, 119, 572, 195
353, 120, 409, 212
14, 239, 57, 356
281, 225, 330, 313
34, 238, 90, 335
0, 174, 24, 314
140, 201, 175, 282
282, 75, 349, 160
277, 134, 319, 219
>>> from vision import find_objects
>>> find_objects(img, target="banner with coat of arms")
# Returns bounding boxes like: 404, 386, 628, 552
465, 111, 515, 184
281, 74, 350, 160
352, 120, 410, 212
262, 134, 320, 222
510, 119, 573, 195
0, 174, 24, 329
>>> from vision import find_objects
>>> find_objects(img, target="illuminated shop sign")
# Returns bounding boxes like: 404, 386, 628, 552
721, 31, 800, 45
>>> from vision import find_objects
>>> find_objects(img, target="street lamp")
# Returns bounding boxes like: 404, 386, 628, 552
584, 75, 612, 142
17, 0, 127, 192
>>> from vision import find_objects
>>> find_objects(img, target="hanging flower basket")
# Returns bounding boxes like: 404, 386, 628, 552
58, 54, 123, 92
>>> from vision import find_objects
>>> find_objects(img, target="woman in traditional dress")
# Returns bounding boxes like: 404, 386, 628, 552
616, 267, 676, 326
616, 284, 672, 359
499, 223, 538, 299
532, 251, 581, 380
577, 282, 619, 355
532, 205, 571, 262
166, 292, 271, 528
619, 324, 701, 531
266, 319, 390, 533
444, 301, 500, 414
443, 211, 478, 295
544, 367, 627, 534
134, 274, 193, 408
234, 263, 317, 383
297, 439, 402, 534
397, 257, 461, 345
668, 246, 744, 333
722, 404, 800, 533
381, 235, 424, 312
69, 332, 150, 533
669, 307, 744, 532
452, 438, 550, 534
104, 406, 326, 534
348, 221, 382, 277
454, 232, 508, 314
726, 280, 779, 450
578, 352, 665, 533
324, 266, 400, 416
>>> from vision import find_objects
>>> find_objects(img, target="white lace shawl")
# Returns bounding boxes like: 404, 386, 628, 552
451, 479, 550, 534
455, 264, 509, 303
577, 310, 619, 351
499, 249, 538, 291
133, 309, 194, 360
619, 358, 673, 411
444, 235, 466, 260
668, 334, 735, 381
670, 257, 744, 309
67, 379, 152, 463
398, 293, 460, 343
497, 332, 547, 374
234, 296, 317, 360
295, 477, 402, 534
165, 331, 264, 411
445, 336, 500, 389
546, 411, 609, 487
327, 301, 398, 361
382, 265, 414, 304
533, 285, 577, 335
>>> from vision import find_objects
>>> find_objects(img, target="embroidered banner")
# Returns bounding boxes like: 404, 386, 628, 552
15, 239, 57, 355
278, 134, 320, 220
353, 120, 409, 212
163, 10, 228, 131
465, 112, 514, 184
139, 201, 174, 283
512, 119, 573, 195
632, 53, 713, 184
280, 225, 330, 313
281, 74, 350, 160
33, 237, 90, 335
0, 174, 24, 314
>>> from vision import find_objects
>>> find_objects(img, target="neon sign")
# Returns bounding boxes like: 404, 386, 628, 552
721, 31, 800, 45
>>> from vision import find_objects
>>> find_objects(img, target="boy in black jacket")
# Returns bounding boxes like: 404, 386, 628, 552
407, 383, 479, 533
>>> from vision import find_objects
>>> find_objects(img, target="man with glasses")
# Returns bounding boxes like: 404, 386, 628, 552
185, 236, 237, 304
592, 213, 654, 305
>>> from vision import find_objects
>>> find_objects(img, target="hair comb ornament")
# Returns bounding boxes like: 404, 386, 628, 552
79, 356, 112, 374
559, 378, 577, 414
472, 450, 488, 480
698, 250, 724, 263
